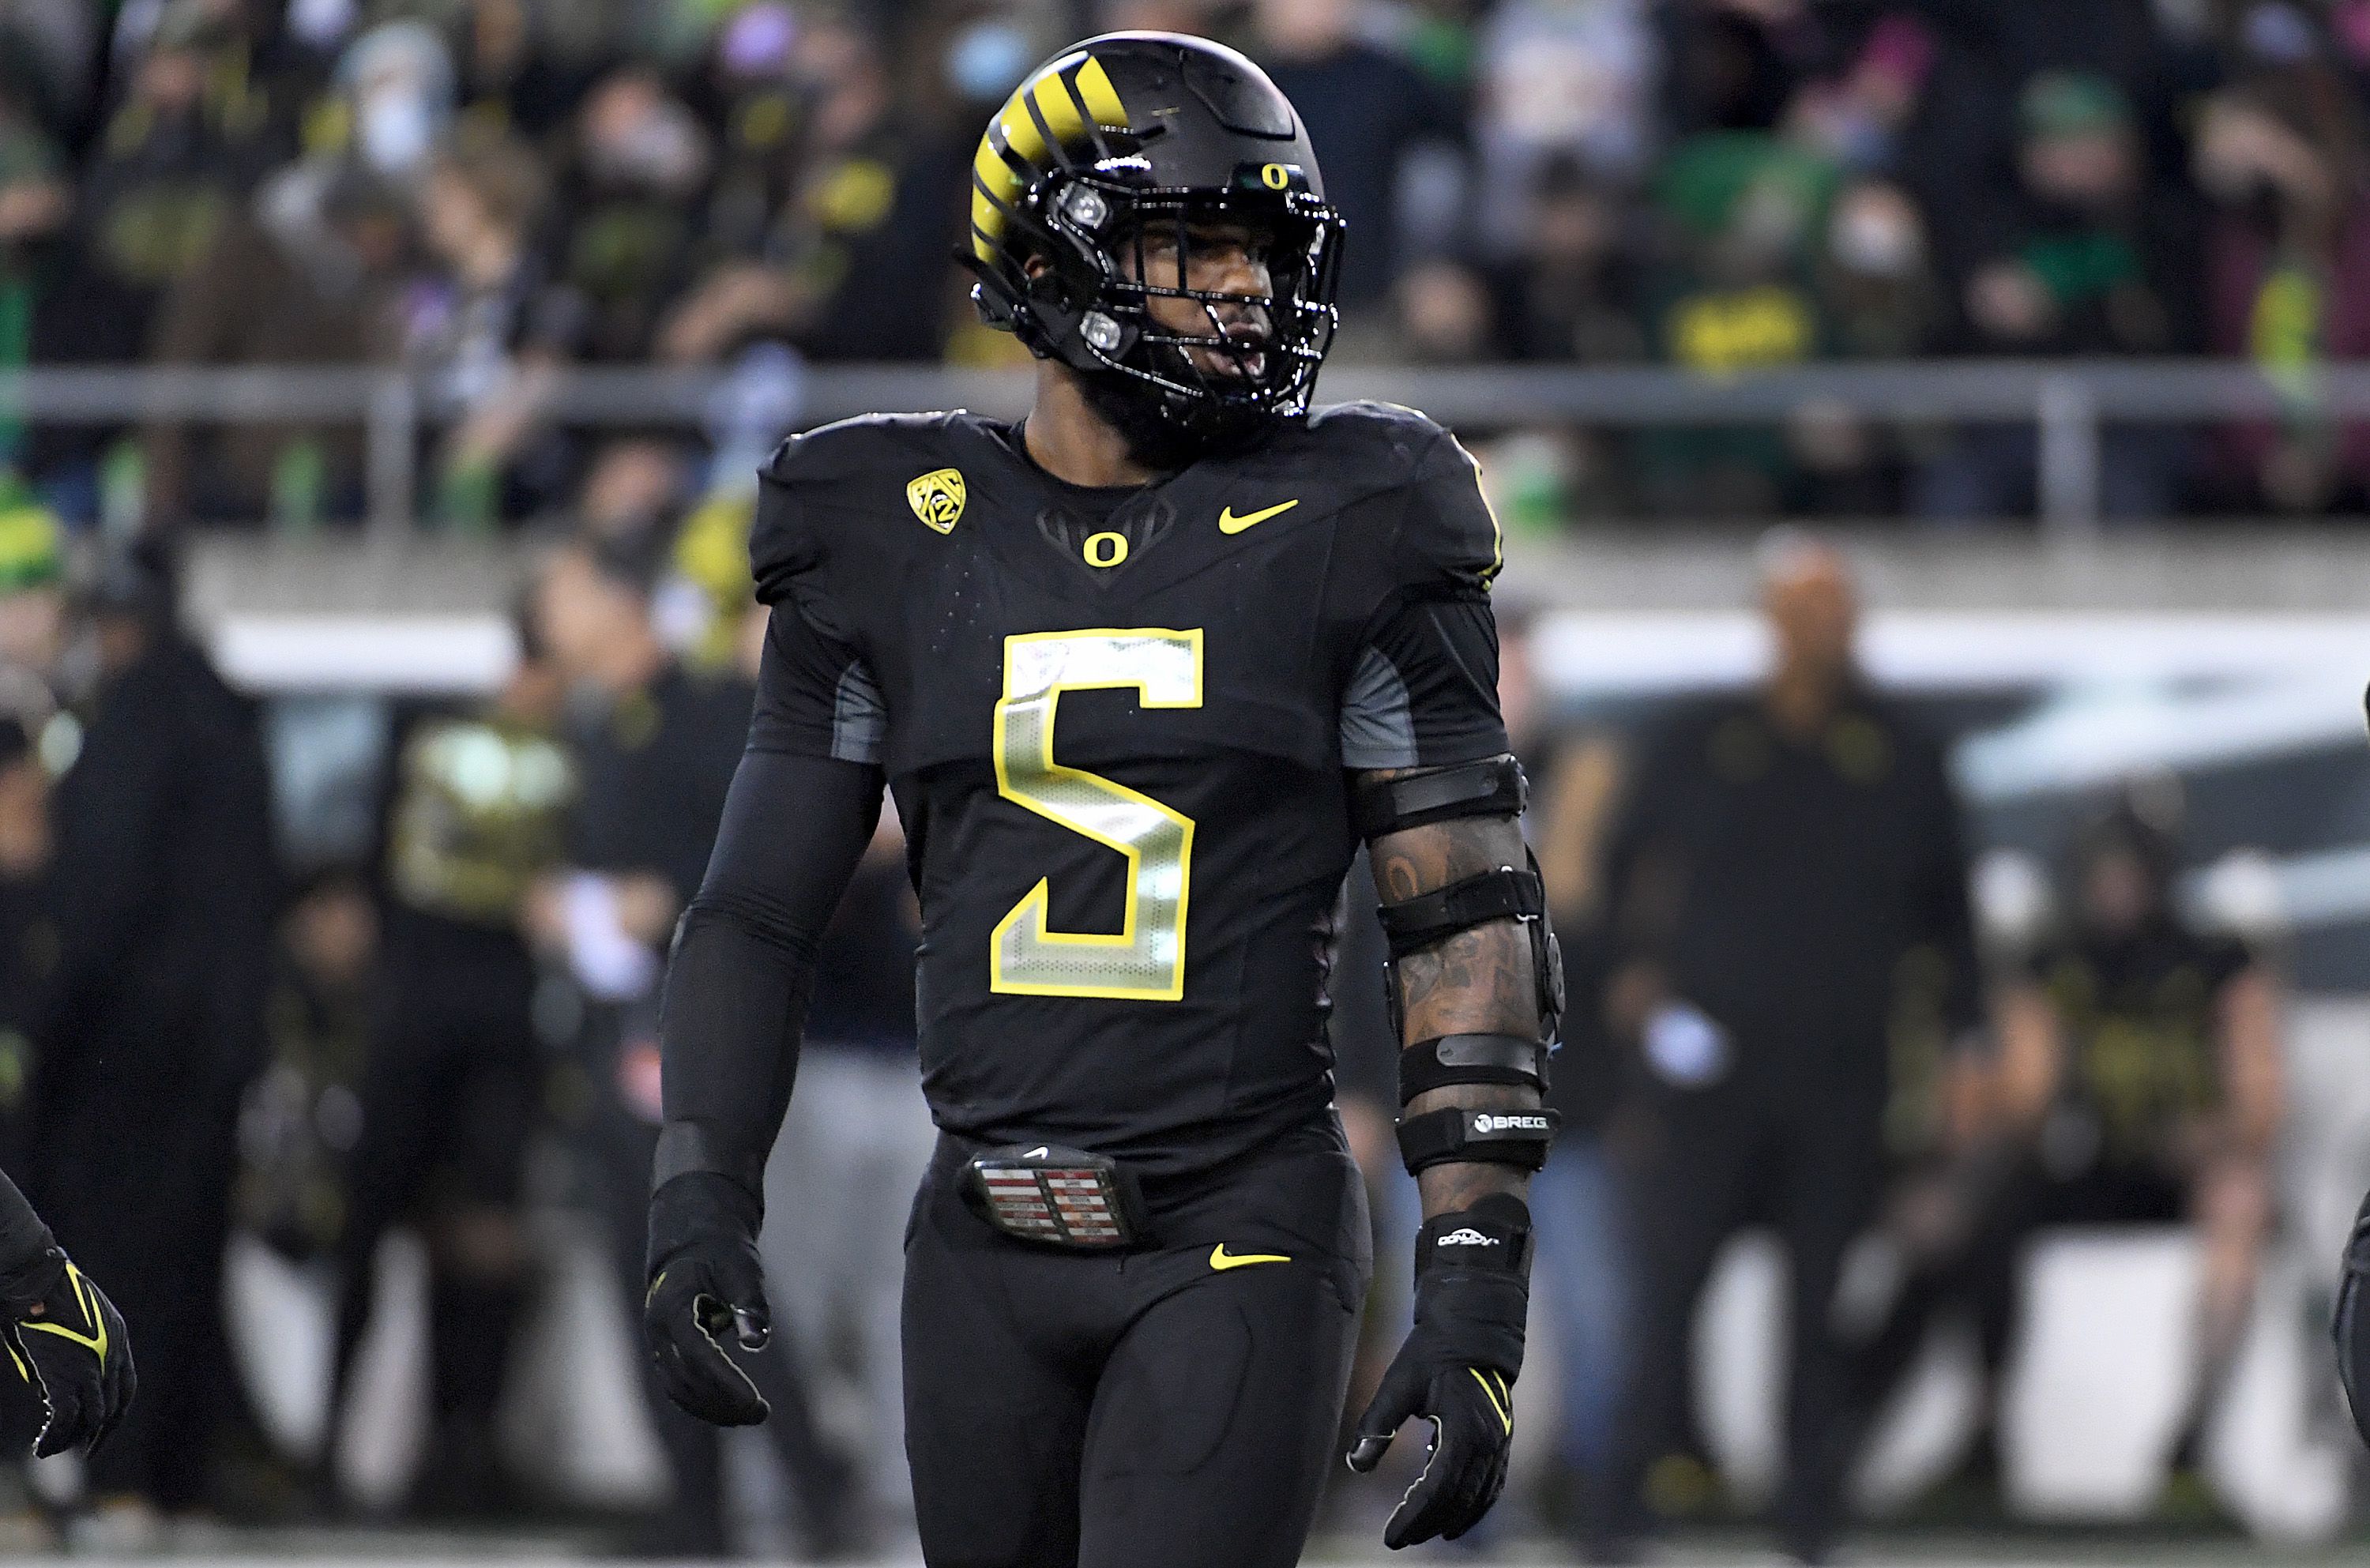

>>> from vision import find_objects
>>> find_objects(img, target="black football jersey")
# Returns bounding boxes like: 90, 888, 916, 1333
746, 401, 1508, 1178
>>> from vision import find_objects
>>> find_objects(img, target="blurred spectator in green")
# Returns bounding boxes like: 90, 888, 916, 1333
103, 0, 317, 158
43, 1, 290, 367
688, 0, 804, 267
1903, 0, 2172, 220
1637, 131, 1834, 514
1914, 73, 2199, 521
1246, 0, 1466, 309
142, 165, 411, 528
1649, 133, 1834, 371
551, 67, 711, 363
1958, 74, 2193, 359
407, 133, 573, 528
2195, 64, 2370, 512
660, 17, 959, 363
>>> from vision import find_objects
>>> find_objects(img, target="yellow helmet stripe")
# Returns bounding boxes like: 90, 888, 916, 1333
969, 54, 1130, 264
1030, 68, 1089, 149
1000, 85, 1051, 166
1069, 56, 1128, 130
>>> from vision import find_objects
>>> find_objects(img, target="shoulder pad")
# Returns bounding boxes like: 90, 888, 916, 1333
750, 412, 983, 606
1303, 400, 1453, 476
761, 411, 969, 488
1289, 402, 1496, 597
1393, 422, 1500, 595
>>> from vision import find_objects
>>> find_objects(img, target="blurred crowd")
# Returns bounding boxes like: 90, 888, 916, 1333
0, 493, 2302, 1559
0, 0, 2362, 526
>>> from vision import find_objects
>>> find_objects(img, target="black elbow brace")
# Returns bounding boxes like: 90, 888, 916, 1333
1365, 758, 1566, 1176
1352, 754, 1527, 840
1374, 853, 1567, 1063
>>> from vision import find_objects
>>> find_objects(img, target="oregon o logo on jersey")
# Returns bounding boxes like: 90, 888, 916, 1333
907, 468, 967, 533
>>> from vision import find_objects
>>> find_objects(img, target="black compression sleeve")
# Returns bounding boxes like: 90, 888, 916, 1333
654, 747, 885, 1200
0, 1166, 59, 1308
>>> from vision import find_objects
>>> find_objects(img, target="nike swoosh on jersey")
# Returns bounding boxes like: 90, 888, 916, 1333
1209, 1243, 1292, 1272
1217, 499, 1299, 534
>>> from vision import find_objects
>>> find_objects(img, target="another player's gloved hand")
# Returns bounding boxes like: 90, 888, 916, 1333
2, 1247, 134, 1457
1348, 1193, 1532, 1549
2334, 1183, 2370, 1448
645, 1171, 772, 1427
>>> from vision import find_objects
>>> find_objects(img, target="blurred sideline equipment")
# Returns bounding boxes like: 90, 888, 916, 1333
649, 29, 1556, 1566
0, 1164, 133, 1457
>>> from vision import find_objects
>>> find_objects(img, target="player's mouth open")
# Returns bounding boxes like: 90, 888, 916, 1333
1209, 328, 1268, 380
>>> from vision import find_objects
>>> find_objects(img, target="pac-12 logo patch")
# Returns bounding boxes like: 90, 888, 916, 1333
906, 468, 966, 533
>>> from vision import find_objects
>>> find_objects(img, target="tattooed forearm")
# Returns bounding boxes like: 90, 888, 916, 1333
1360, 773, 1546, 1213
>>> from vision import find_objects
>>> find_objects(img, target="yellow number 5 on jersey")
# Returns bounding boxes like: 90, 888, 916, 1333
991, 629, 1202, 1000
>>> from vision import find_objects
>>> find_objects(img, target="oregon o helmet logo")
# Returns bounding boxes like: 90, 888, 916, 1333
1260, 163, 1291, 190
1082, 531, 1128, 568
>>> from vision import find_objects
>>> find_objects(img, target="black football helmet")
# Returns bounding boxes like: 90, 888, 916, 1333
965, 32, 1345, 446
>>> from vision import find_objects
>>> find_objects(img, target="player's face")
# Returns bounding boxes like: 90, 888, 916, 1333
1127, 220, 1276, 380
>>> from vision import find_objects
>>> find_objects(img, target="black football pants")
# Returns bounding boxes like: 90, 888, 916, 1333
901, 1119, 1371, 1568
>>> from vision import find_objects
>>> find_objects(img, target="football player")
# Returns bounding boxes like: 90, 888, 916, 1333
0, 1165, 133, 1457
644, 32, 1561, 1565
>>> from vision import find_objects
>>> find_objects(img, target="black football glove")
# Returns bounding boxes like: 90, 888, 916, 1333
2, 1248, 134, 1457
1348, 1193, 1532, 1549
645, 1171, 773, 1427
2334, 1183, 2370, 1448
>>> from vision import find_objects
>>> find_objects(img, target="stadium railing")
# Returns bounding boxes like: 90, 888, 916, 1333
11, 357, 2370, 537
